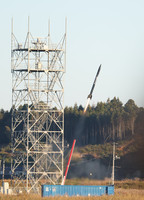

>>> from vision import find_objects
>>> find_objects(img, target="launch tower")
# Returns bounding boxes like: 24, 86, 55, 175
11, 19, 66, 193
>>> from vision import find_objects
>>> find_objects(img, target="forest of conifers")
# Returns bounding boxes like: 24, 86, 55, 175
0, 97, 144, 146
65, 97, 144, 145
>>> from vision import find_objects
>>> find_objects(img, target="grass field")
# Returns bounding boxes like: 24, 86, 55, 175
65, 178, 144, 189
0, 179, 144, 200
0, 189, 144, 200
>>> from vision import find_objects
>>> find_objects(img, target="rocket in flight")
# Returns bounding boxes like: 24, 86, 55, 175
84, 64, 101, 113
87, 64, 101, 99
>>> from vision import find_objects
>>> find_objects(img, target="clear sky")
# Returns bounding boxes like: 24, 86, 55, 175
0, 0, 144, 110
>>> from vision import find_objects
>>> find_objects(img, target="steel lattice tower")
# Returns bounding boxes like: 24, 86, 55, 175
11, 19, 66, 193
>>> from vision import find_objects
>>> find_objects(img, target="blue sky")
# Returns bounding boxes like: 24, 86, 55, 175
0, 0, 144, 110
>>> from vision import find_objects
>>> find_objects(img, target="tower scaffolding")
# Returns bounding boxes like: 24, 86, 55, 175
11, 19, 66, 193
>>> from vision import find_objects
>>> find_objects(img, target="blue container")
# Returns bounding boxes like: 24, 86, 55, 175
42, 185, 114, 197
107, 185, 114, 195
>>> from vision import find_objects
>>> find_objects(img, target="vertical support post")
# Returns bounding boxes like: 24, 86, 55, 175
61, 17, 67, 183
26, 16, 30, 193
48, 19, 50, 49
11, 17, 13, 188
64, 17, 67, 72
112, 142, 115, 185
2, 157, 5, 184
47, 19, 50, 105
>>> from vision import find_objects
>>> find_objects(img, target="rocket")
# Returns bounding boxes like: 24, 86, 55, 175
87, 64, 101, 99
84, 64, 101, 113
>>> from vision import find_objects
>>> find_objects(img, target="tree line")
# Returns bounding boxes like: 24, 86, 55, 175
0, 97, 144, 146
64, 97, 144, 145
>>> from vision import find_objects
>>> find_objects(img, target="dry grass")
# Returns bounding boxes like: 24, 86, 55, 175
0, 189, 144, 200
115, 179, 144, 189
72, 152, 82, 161
65, 178, 144, 189
65, 178, 111, 186
0, 179, 144, 200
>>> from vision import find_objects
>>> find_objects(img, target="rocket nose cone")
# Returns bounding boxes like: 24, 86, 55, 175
96, 64, 101, 77
99, 64, 101, 71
